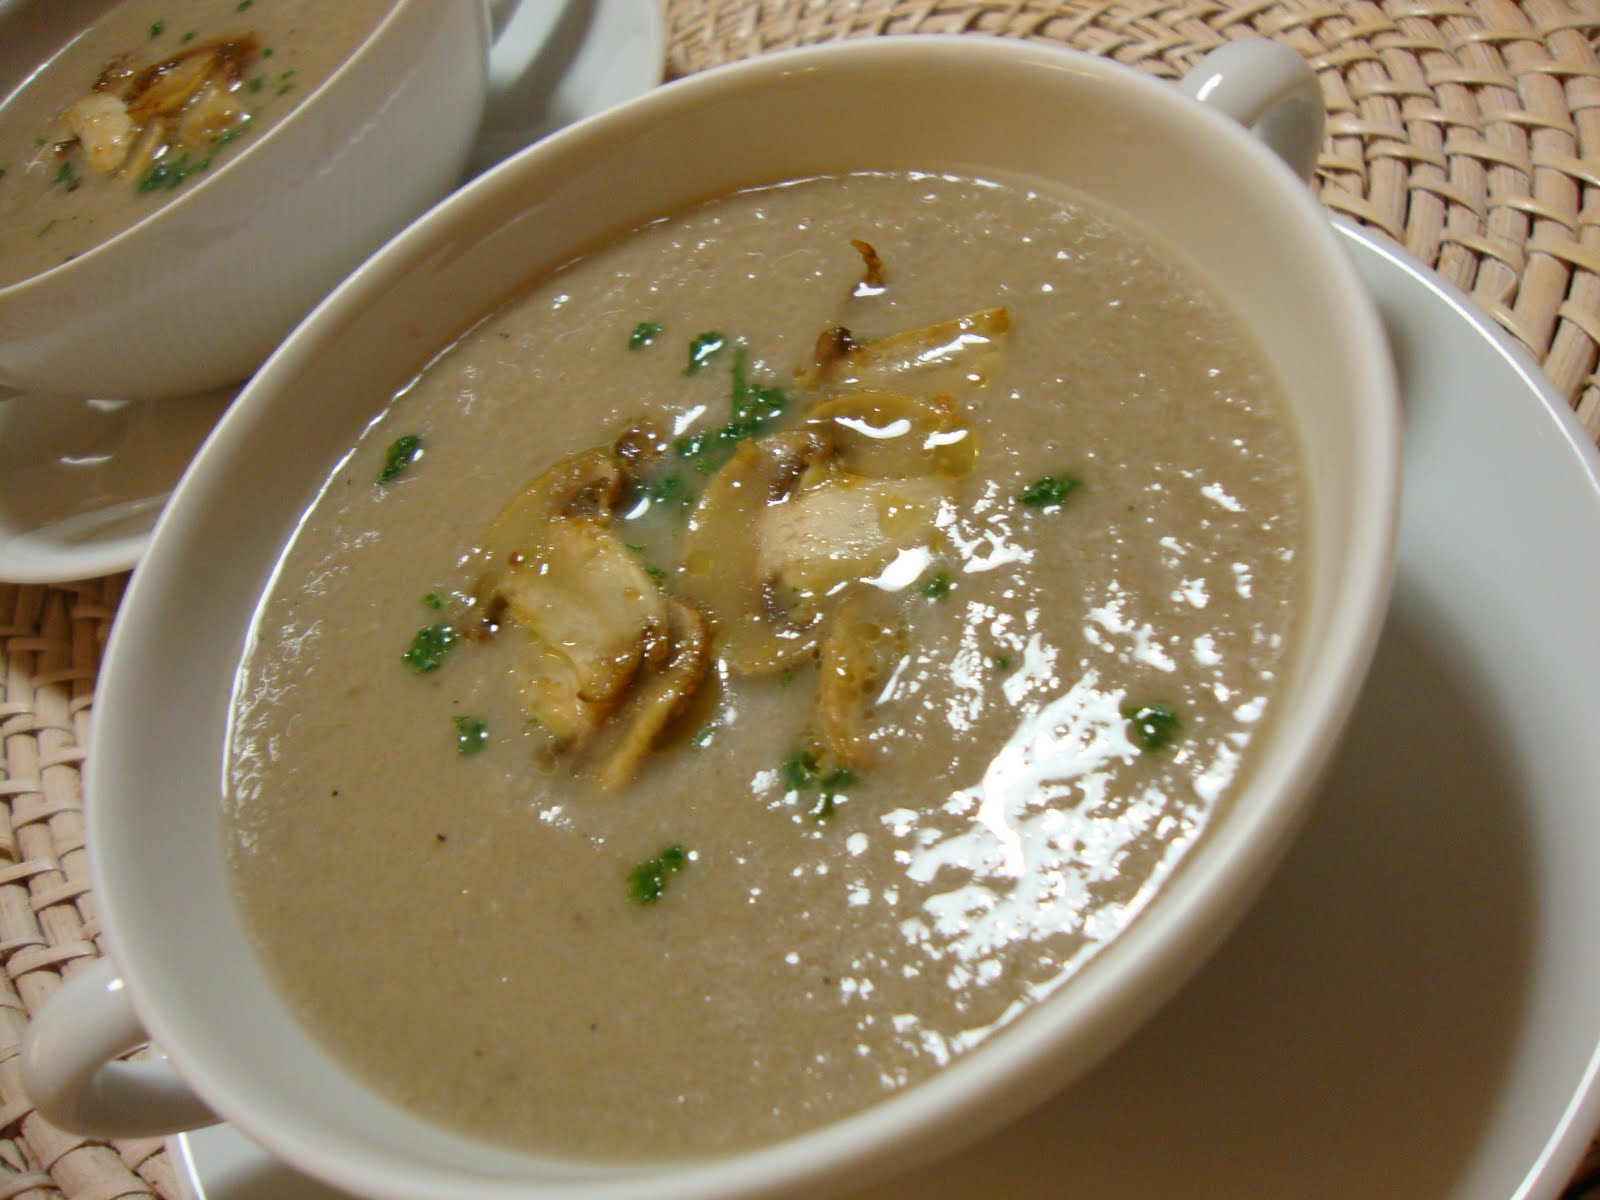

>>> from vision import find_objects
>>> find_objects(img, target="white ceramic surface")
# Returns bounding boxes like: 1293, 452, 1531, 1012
469, 0, 665, 176
20, 37, 1397, 1200
166, 218, 1600, 1200
0, 0, 664, 585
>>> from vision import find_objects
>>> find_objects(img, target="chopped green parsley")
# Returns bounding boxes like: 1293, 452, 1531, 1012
684, 331, 726, 375
150, 20, 166, 37
1122, 701, 1181, 752
780, 751, 857, 821
451, 715, 488, 756
52, 160, 80, 191
401, 623, 457, 674
1017, 473, 1083, 509
627, 844, 689, 905
781, 748, 820, 791
422, 591, 446, 610
920, 571, 952, 600
674, 346, 788, 467
377, 434, 423, 484
628, 320, 662, 350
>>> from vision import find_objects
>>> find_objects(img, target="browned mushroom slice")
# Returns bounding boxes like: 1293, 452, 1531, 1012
472, 448, 627, 604
176, 76, 249, 149
819, 306, 1011, 390
851, 238, 886, 296
588, 600, 711, 791
757, 474, 949, 601
805, 390, 977, 480
124, 35, 260, 121
498, 518, 669, 746
679, 431, 831, 674
126, 49, 219, 123
64, 93, 135, 174
818, 589, 909, 770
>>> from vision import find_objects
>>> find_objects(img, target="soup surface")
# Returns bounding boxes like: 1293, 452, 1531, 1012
0, 0, 393, 289
224, 171, 1304, 1159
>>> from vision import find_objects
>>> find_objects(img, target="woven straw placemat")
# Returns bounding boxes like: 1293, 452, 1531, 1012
3, 2, 1600, 1197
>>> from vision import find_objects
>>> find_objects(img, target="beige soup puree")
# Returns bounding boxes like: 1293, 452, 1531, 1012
0, 0, 393, 289
224, 171, 1304, 1159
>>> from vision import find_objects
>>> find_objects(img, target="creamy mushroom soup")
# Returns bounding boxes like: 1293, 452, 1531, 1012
224, 171, 1304, 1159
0, 0, 394, 289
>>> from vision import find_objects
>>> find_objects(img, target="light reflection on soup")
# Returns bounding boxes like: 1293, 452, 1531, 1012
0, 0, 393, 289
223, 171, 1303, 1159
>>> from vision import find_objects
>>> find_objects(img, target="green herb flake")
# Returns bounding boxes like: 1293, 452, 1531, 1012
1017, 473, 1083, 509
52, 160, 80, 192
991, 653, 1012, 670
422, 591, 446, 610
674, 346, 788, 466
236, 0, 254, 10
33, 135, 46, 147
37, 219, 57, 237
262, 46, 275, 58
808, 793, 836, 821
684, 331, 726, 375
628, 320, 662, 350
149, 20, 166, 37
247, 75, 264, 93
689, 725, 716, 748
627, 844, 690, 905
451, 715, 488, 756
401, 623, 458, 674
180, 29, 196, 44
1122, 701, 1181, 752
137, 150, 196, 192
920, 571, 952, 601
820, 767, 858, 791
377, 434, 423, 484
781, 749, 820, 792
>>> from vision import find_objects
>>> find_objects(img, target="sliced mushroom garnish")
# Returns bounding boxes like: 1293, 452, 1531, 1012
679, 431, 832, 674
588, 600, 711, 791
805, 390, 977, 479
818, 589, 909, 770
851, 238, 886, 297
473, 448, 626, 604
758, 474, 949, 601
814, 306, 1011, 390
60, 35, 261, 186
176, 77, 248, 149
498, 517, 669, 747
64, 93, 135, 174
123, 36, 258, 119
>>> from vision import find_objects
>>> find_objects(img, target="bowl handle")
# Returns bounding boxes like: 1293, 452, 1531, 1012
20, 958, 218, 1137
1177, 40, 1326, 182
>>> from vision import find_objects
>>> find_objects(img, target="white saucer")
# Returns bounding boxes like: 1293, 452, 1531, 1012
167, 222, 1600, 1198
0, 388, 236, 584
0, 0, 664, 586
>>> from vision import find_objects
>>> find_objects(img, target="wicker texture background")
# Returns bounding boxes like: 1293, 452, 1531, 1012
3, 1, 1600, 1197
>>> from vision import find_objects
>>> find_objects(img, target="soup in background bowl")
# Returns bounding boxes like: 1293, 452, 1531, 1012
0, 0, 489, 399
21, 35, 1397, 1200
